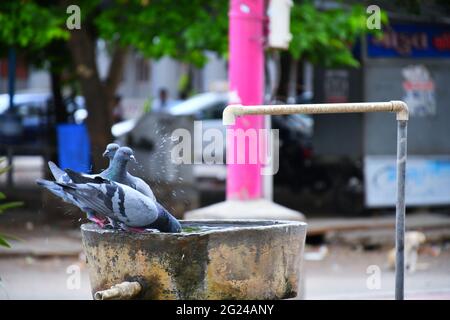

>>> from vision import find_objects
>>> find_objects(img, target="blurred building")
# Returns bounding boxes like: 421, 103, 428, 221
312, 4, 450, 209
0, 57, 49, 93
96, 41, 227, 119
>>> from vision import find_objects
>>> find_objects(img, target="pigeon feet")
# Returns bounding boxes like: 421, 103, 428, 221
90, 216, 107, 228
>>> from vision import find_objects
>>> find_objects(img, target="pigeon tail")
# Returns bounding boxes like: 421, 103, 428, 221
146, 203, 182, 233
37, 179, 107, 226
36, 179, 74, 203
36, 178, 59, 190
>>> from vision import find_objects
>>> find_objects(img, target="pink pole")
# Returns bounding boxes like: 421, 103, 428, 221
227, 0, 265, 200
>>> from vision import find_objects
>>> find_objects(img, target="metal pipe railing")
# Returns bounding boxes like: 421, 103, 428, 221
223, 101, 409, 125
223, 100, 409, 300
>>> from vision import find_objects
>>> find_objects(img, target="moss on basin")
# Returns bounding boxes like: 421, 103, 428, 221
81, 220, 307, 300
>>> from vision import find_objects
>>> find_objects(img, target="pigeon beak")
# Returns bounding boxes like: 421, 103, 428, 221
102, 150, 109, 158
130, 155, 137, 163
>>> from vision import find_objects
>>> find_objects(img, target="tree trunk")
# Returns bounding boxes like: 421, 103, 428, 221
50, 70, 68, 124
66, 26, 127, 172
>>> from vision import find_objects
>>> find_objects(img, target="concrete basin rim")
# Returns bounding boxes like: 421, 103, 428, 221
80, 219, 307, 238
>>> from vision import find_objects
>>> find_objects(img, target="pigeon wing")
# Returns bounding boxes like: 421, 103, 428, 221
130, 175, 156, 201
118, 188, 159, 227
59, 179, 158, 227
58, 182, 117, 219
65, 169, 109, 185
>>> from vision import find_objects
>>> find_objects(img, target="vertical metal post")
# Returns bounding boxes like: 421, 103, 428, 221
8, 47, 16, 111
395, 120, 408, 300
7, 146, 13, 187
7, 48, 16, 187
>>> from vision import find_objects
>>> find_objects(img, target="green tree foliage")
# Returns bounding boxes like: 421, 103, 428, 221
93, 0, 228, 67
0, 0, 228, 67
289, 1, 388, 67
0, 1, 68, 49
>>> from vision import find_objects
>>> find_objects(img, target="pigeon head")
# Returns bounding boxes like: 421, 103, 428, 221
115, 146, 136, 163
102, 143, 120, 160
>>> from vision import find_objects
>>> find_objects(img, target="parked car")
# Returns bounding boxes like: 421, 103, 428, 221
0, 92, 87, 145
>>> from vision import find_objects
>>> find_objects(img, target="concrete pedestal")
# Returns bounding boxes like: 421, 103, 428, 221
184, 199, 305, 221
81, 220, 307, 300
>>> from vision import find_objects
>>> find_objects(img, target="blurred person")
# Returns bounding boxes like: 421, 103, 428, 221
152, 88, 177, 112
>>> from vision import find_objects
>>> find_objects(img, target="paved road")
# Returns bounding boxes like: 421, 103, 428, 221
303, 245, 450, 300
0, 256, 91, 300
0, 244, 449, 299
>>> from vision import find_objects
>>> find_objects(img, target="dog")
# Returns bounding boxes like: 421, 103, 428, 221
387, 231, 426, 273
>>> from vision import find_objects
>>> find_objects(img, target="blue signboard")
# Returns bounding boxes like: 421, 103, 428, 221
367, 23, 450, 58
365, 156, 450, 207
57, 124, 91, 173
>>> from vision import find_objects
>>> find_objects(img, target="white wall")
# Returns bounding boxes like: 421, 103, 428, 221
27, 70, 50, 92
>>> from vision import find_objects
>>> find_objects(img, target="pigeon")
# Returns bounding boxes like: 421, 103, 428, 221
38, 144, 181, 233
43, 143, 120, 227
63, 170, 181, 232
99, 147, 181, 232
102, 146, 156, 201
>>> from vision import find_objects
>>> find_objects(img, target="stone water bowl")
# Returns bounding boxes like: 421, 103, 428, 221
81, 219, 307, 300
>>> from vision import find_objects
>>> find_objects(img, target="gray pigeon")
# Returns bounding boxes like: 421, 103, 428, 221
44, 143, 120, 226
102, 146, 156, 201
39, 144, 181, 233
63, 170, 181, 232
